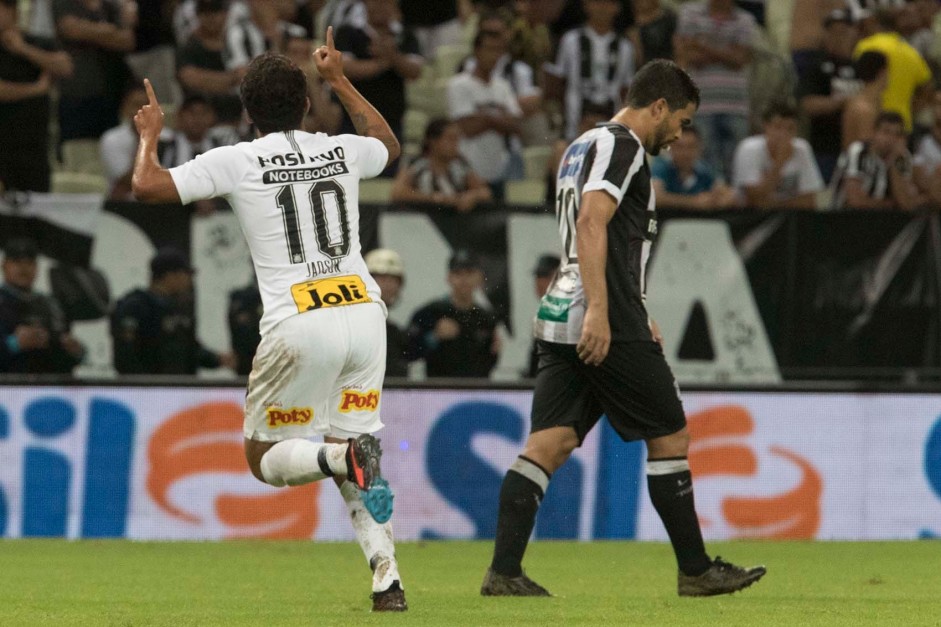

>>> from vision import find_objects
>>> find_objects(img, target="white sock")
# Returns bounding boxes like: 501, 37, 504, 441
260, 439, 348, 487
340, 480, 401, 592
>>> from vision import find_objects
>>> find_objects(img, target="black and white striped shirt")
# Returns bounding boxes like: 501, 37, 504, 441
830, 140, 889, 210
224, 17, 307, 70
406, 156, 474, 197
546, 27, 635, 140
534, 123, 655, 344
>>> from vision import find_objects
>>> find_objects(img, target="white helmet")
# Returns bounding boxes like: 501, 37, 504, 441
365, 248, 405, 278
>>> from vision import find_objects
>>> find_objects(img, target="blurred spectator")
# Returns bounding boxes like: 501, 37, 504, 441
400, 0, 463, 58
544, 0, 634, 140
732, 102, 824, 210
292, 0, 324, 36
0, 0, 72, 193
842, 50, 888, 149
895, 1, 934, 62
227, 274, 261, 376
101, 83, 160, 200
158, 95, 239, 168
925, 1, 941, 74
319, 0, 367, 31
628, 0, 677, 67
852, 0, 906, 22
788, 0, 848, 77
547, 0, 634, 39
176, 0, 245, 126
651, 126, 739, 210
675, 0, 757, 181
526, 253, 559, 378
224, 0, 307, 72
831, 110, 924, 210
283, 33, 342, 134
126, 0, 179, 106
508, 0, 554, 75
407, 249, 500, 378
913, 91, 941, 206
155, 94, 239, 215
912, 0, 941, 36
391, 117, 492, 211
174, 0, 247, 47
448, 30, 523, 199
111, 247, 235, 375
460, 12, 542, 119
0, 238, 85, 374
364, 248, 411, 378
158, 95, 239, 217
854, 8, 932, 133
53, 0, 136, 142
335, 0, 423, 176
795, 8, 861, 183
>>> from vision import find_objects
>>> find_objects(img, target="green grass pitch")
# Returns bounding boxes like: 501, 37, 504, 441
2, 540, 940, 626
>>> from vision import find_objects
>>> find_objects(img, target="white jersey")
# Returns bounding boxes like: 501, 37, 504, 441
169, 130, 389, 335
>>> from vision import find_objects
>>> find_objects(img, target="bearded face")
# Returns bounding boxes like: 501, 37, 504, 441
646, 117, 674, 156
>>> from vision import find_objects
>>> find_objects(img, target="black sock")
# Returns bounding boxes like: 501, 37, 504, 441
490, 456, 550, 577
647, 457, 711, 576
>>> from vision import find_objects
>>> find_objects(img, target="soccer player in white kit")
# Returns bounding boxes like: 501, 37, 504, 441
130, 28, 407, 612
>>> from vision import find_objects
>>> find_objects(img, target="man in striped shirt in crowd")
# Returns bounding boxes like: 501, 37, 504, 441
830, 111, 924, 210
674, 0, 757, 180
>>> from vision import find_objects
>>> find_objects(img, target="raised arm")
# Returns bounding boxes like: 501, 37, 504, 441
131, 79, 182, 203
315, 27, 400, 166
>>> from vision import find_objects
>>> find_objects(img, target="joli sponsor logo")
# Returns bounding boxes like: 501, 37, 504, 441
267, 407, 314, 427
291, 275, 371, 313
338, 390, 380, 412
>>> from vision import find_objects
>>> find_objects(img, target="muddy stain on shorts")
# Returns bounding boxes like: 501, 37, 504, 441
245, 334, 302, 417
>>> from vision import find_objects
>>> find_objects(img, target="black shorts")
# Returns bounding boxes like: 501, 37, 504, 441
530, 339, 686, 444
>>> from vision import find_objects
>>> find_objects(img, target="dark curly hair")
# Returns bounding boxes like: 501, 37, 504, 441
240, 53, 308, 134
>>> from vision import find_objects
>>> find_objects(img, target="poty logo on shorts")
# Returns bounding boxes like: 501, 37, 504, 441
338, 390, 379, 412
266, 407, 314, 427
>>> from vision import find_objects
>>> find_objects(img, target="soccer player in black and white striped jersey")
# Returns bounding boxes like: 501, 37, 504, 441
482, 59, 766, 599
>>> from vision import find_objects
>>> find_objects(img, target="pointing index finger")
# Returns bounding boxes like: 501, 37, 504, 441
326, 25, 334, 50
143, 78, 158, 106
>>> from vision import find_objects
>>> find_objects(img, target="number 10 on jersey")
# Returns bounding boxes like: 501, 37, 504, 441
276, 180, 351, 263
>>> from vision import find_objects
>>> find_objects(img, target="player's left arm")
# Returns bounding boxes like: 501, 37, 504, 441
131, 79, 182, 204
576, 190, 617, 366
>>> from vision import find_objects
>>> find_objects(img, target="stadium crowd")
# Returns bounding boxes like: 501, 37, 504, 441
4, 0, 941, 377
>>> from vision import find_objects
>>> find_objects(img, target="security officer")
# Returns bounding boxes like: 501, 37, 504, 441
227, 275, 262, 376
0, 238, 85, 374
407, 249, 501, 378
111, 247, 235, 375
365, 248, 410, 378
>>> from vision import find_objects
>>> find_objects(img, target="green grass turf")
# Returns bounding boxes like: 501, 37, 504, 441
2, 540, 940, 626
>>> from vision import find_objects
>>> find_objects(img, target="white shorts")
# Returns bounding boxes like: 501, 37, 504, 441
243, 302, 387, 441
